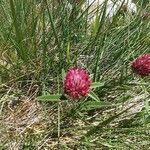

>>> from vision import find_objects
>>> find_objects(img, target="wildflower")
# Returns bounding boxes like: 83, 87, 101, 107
64, 68, 91, 99
131, 54, 150, 76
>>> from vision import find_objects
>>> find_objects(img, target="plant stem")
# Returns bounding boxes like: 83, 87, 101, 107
57, 102, 61, 149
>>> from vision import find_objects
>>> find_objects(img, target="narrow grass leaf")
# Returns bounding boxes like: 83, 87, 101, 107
37, 94, 61, 102
82, 100, 112, 111
88, 91, 101, 101
91, 82, 105, 89
62, 68, 66, 81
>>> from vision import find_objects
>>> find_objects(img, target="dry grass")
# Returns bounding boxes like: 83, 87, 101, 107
0, 91, 149, 149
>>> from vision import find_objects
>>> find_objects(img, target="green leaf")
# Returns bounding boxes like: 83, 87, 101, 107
145, 100, 150, 113
88, 91, 100, 101
37, 94, 61, 102
145, 116, 150, 124
62, 68, 66, 81
91, 82, 104, 89
82, 100, 111, 111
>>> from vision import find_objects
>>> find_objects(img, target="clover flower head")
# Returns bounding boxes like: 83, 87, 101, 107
64, 68, 91, 99
131, 54, 150, 76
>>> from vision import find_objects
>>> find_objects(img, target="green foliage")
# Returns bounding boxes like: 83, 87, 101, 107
37, 94, 61, 102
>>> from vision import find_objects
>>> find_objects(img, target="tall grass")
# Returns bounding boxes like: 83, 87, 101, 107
0, 0, 150, 149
